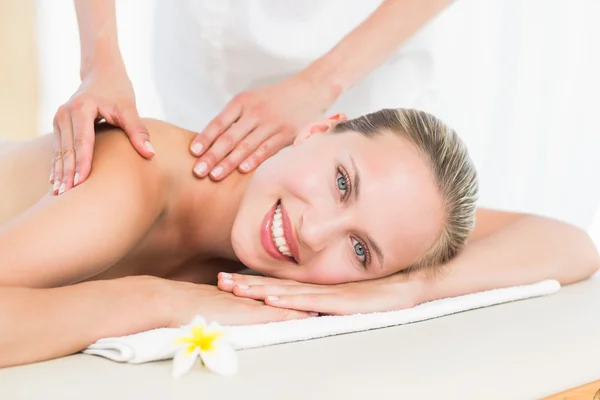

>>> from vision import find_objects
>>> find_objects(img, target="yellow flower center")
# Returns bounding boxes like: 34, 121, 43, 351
176, 325, 224, 354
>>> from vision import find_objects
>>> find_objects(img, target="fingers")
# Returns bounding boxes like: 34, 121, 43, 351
265, 293, 348, 316
232, 283, 324, 300
70, 101, 98, 187
237, 130, 294, 174
52, 107, 76, 195
51, 118, 63, 193
257, 307, 314, 324
206, 124, 277, 180
190, 99, 242, 158
217, 272, 298, 290
192, 114, 257, 179
114, 106, 154, 159
212, 125, 295, 180
264, 308, 318, 323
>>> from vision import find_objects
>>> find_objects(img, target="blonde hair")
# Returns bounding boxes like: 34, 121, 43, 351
333, 108, 479, 272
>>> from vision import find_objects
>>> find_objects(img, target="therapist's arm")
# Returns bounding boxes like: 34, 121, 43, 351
51, 1, 153, 196
304, 0, 453, 100
190, 0, 452, 181
74, 0, 122, 80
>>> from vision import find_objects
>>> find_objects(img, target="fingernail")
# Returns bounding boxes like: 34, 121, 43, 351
210, 166, 223, 178
236, 284, 249, 290
58, 182, 66, 195
144, 141, 155, 154
220, 272, 232, 279
309, 312, 319, 317
222, 278, 234, 285
49, 173, 54, 183
194, 161, 207, 175
266, 295, 279, 301
191, 143, 203, 155
330, 113, 342, 120
53, 180, 60, 192
239, 162, 250, 172
73, 172, 79, 186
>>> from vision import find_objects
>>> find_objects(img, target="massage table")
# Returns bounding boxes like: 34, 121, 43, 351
1, 276, 599, 400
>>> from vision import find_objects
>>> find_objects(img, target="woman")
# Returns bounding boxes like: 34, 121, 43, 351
0, 109, 598, 368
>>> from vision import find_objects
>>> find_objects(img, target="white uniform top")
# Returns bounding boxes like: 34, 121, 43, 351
151, 0, 436, 131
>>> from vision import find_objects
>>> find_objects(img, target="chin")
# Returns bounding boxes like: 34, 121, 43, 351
230, 226, 262, 271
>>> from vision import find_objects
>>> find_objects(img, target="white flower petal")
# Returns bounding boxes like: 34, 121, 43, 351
199, 342, 238, 376
207, 321, 222, 331
186, 315, 207, 329
172, 347, 200, 378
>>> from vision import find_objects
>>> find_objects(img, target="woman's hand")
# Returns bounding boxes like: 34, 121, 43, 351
166, 282, 313, 328
189, 73, 337, 180
51, 63, 154, 195
217, 272, 425, 315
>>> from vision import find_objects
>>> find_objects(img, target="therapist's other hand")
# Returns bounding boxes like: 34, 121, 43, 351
190, 75, 334, 180
217, 272, 424, 315
51, 64, 154, 195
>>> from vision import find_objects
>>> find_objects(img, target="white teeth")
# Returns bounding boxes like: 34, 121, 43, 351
271, 203, 293, 259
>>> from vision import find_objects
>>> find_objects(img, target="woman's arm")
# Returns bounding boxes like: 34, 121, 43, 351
0, 275, 313, 367
218, 209, 600, 314
0, 128, 165, 287
302, 0, 452, 99
416, 208, 600, 302
0, 276, 168, 367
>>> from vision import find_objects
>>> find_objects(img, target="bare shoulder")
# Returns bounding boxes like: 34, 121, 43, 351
469, 208, 526, 242
143, 118, 196, 149
96, 119, 196, 166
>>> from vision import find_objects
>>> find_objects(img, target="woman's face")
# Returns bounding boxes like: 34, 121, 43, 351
231, 119, 445, 284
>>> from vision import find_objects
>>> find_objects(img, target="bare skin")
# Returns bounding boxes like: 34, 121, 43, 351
0, 120, 248, 285
1, 117, 598, 368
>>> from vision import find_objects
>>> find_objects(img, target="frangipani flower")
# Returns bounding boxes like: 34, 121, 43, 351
172, 316, 238, 378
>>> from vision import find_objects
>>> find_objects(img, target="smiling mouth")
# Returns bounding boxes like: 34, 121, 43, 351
271, 201, 296, 260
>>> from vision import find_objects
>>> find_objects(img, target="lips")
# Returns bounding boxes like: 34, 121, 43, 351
259, 200, 300, 264
278, 200, 301, 263
260, 201, 293, 262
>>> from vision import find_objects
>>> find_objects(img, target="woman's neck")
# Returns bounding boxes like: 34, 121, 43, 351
170, 170, 251, 262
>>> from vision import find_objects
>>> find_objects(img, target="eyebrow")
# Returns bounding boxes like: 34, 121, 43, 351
349, 155, 361, 202
349, 155, 385, 269
366, 235, 385, 269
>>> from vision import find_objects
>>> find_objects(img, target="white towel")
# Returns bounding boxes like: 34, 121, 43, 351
84, 280, 560, 364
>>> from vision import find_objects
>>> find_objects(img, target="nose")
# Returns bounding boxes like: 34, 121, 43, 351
297, 207, 349, 253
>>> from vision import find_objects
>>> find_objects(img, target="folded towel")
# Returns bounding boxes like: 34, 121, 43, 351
84, 280, 560, 364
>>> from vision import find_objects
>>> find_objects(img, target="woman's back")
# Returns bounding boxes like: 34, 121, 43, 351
0, 136, 54, 224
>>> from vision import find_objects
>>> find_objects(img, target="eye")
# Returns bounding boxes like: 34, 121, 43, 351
336, 167, 351, 201
351, 237, 369, 267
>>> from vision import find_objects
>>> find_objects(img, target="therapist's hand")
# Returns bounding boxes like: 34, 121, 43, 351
51, 64, 154, 195
190, 74, 335, 180
216, 272, 425, 315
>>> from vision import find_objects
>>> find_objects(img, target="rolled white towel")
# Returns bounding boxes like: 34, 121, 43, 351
84, 280, 560, 363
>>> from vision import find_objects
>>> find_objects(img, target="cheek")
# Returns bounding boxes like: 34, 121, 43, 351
299, 253, 363, 285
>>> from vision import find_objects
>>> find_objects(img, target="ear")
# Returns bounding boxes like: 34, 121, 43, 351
293, 113, 348, 147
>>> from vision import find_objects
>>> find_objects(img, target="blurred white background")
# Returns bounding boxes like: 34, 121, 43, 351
16, 0, 600, 249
